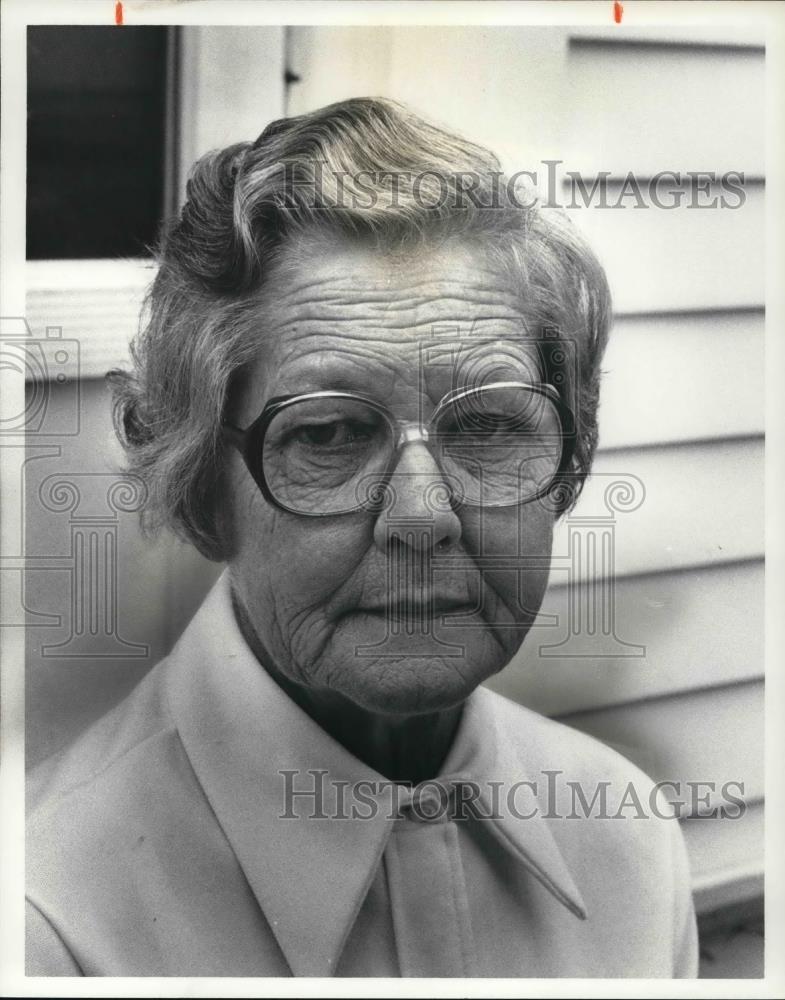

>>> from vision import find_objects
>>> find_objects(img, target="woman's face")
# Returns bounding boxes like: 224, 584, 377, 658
225, 238, 557, 716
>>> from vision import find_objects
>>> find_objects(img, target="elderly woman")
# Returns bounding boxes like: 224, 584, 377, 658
27, 98, 697, 978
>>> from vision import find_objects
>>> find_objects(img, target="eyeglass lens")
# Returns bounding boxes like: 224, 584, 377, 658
260, 385, 563, 515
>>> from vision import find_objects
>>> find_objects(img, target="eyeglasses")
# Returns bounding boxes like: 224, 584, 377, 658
222, 381, 574, 517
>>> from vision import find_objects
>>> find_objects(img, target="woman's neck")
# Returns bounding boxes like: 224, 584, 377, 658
233, 595, 463, 785
270, 666, 464, 785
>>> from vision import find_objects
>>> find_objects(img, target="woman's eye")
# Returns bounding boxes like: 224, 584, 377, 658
294, 421, 369, 448
441, 412, 525, 436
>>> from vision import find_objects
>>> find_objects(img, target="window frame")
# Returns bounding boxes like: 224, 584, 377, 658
25, 25, 286, 381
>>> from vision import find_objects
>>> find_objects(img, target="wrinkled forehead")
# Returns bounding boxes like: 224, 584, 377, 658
236, 239, 550, 415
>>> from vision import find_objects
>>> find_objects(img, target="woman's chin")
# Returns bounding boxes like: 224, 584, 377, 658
318, 647, 506, 718
315, 614, 518, 716
350, 663, 478, 717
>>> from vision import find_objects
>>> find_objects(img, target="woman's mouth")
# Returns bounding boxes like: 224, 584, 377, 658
359, 597, 477, 622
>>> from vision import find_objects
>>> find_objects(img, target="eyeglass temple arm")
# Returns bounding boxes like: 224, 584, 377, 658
221, 423, 246, 448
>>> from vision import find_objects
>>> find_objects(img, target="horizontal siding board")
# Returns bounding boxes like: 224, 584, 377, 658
598, 310, 764, 449
552, 436, 763, 579
484, 559, 763, 716
682, 800, 764, 912
566, 42, 764, 175
554, 680, 764, 808
569, 180, 764, 314
684, 799, 764, 882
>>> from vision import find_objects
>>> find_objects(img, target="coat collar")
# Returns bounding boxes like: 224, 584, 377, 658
164, 570, 586, 977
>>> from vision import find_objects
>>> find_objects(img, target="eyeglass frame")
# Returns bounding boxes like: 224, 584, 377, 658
222, 379, 576, 517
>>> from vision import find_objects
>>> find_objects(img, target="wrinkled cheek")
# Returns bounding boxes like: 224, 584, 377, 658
229, 509, 375, 673
266, 516, 373, 602
459, 504, 554, 628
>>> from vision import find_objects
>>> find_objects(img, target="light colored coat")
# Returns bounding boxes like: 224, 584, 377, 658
27, 571, 698, 977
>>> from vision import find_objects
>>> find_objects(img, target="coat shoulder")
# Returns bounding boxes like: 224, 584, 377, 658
482, 685, 663, 797
27, 658, 175, 818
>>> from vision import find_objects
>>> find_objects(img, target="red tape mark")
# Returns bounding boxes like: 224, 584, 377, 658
115, 1, 123, 25
613, 1, 623, 23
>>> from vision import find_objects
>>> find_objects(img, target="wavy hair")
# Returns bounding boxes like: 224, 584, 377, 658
109, 97, 612, 560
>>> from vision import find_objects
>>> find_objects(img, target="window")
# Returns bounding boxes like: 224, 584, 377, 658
26, 26, 169, 260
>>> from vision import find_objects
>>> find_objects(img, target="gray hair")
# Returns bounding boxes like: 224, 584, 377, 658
109, 97, 612, 560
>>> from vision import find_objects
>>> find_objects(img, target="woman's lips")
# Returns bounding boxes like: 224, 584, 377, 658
358, 598, 477, 621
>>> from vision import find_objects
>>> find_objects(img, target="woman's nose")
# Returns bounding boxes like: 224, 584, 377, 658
372, 440, 463, 554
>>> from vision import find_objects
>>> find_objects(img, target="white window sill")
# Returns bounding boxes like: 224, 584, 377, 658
25, 259, 158, 380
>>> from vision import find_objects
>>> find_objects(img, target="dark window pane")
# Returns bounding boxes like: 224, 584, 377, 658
27, 26, 168, 260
